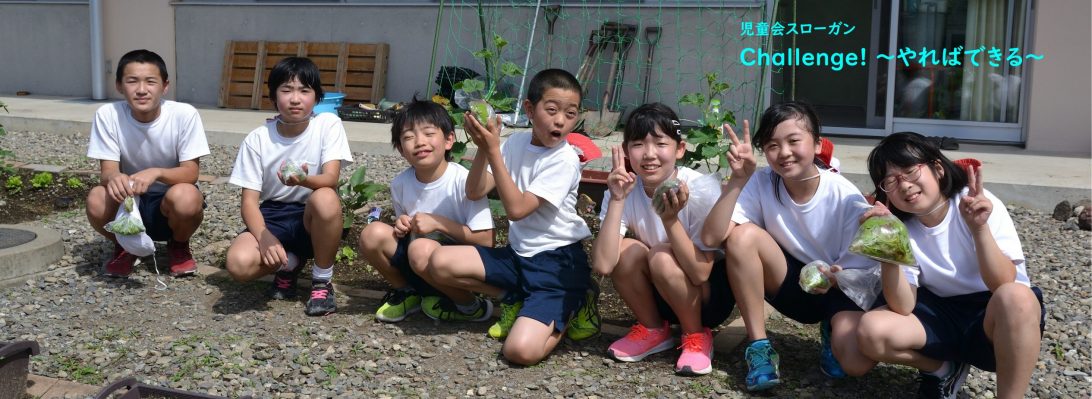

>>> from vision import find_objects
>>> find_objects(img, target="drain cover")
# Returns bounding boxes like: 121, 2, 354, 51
0, 228, 37, 249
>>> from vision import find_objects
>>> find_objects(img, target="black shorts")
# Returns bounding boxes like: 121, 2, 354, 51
389, 235, 443, 296
255, 201, 313, 260
766, 249, 883, 324
137, 188, 206, 242
479, 242, 591, 333
654, 259, 736, 328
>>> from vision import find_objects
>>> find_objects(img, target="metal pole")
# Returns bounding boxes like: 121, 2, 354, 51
425, 0, 446, 98
90, 0, 106, 100
514, 0, 543, 124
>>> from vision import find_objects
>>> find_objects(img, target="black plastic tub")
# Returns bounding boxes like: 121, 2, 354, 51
0, 340, 40, 398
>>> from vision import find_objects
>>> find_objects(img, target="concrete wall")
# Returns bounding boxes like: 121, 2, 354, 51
103, 0, 176, 101
0, 4, 91, 97
173, 4, 765, 123
1024, 0, 1092, 156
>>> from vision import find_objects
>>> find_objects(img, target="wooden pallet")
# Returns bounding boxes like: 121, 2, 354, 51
218, 40, 389, 110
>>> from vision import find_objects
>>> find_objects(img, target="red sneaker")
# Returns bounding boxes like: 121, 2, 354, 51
104, 245, 136, 278
168, 240, 197, 277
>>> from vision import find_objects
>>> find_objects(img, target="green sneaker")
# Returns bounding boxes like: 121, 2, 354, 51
375, 289, 422, 323
566, 282, 601, 341
422, 296, 493, 322
488, 301, 524, 340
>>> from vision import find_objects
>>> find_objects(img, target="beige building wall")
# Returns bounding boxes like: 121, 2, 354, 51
103, 0, 176, 101
1025, 0, 1091, 155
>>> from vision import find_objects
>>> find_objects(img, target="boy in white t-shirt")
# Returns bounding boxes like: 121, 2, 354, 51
424, 69, 597, 365
86, 49, 210, 279
359, 99, 493, 323
225, 57, 353, 316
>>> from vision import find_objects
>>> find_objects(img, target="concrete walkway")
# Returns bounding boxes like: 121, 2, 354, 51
2, 95, 1087, 210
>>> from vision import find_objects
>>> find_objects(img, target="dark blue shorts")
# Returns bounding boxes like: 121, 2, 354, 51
137, 189, 206, 242
479, 242, 591, 333
256, 201, 313, 260
765, 249, 883, 324
654, 259, 736, 328
913, 286, 1046, 372
390, 235, 441, 296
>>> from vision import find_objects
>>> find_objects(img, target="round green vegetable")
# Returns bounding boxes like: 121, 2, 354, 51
798, 260, 832, 293
849, 215, 918, 266
468, 100, 494, 126
652, 178, 681, 212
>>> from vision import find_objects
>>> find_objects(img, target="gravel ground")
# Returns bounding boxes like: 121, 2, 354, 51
1, 129, 1089, 398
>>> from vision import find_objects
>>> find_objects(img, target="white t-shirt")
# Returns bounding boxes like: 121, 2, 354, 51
87, 100, 210, 193
902, 188, 1030, 297
490, 131, 591, 257
229, 113, 353, 203
598, 167, 720, 252
732, 167, 877, 270
391, 162, 494, 237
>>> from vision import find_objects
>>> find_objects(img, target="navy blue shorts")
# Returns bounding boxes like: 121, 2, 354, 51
654, 259, 736, 328
479, 242, 591, 333
390, 235, 441, 296
256, 201, 313, 260
137, 189, 206, 242
913, 286, 1046, 372
766, 249, 884, 324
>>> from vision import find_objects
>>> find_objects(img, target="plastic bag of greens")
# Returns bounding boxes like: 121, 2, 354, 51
849, 214, 917, 267
834, 266, 883, 310
105, 196, 155, 257
278, 160, 309, 184
652, 177, 682, 214
467, 99, 495, 126
798, 260, 832, 294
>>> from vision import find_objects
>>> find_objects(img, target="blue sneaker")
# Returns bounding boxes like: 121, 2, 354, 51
820, 319, 848, 378
744, 339, 781, 391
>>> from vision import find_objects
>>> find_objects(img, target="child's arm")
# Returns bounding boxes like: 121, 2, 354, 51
880, 262, 917, 315
281, 160, 341, 190
465, 145, 495, 201
410, 212, 493, 247
239, 188, 287, 268
464, 113, 540, 220
701, 121, 755, 248
658, 182, 716, 285
592, 146, 637, 276
128, 160, 201, 195
959, 166, 1017, 291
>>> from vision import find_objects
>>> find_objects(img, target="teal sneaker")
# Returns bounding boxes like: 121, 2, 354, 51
488, 300, 523, 340
744, 339, 781, 391
566, 282, 601, 341
375, 289, 421, 323
819, 319, 848, 378
422, 296, 493, 322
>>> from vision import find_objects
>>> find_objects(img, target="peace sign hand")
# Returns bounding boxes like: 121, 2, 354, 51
606, 146, 637, 200
958, 164, 992, 229
723, 120, 756, 181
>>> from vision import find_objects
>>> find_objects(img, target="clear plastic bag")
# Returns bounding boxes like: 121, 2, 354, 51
105, 196, 155, 257
467, 99, 495, 126
798, 260, 832, 293
849, 214, 918, 267
651, 177, 681, 213
278, 160, 309, 184
834, 266, 883, 310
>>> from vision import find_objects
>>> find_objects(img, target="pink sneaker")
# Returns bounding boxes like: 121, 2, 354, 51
675, 328, 714, 375
608, 321, 673, 362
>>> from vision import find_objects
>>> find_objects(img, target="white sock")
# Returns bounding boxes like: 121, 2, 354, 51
312, 264, 333, 282
928, 361, 952, 377
279, 252, 300, 272
456, 299, 481, 314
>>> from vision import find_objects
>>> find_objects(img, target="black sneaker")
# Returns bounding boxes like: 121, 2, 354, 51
917, 362, 970, 399
305, 280, 337, 316
267, 270, 299, 300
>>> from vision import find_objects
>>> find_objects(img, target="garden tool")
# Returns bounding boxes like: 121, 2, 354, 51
641, 26, 662, 104
544, 5, 561, 67
609, 23, 638, 110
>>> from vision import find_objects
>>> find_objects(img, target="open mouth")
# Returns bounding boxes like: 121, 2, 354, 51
550, 130, 563, 138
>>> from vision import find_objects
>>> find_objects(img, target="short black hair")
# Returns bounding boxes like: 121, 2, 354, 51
753, 101, 824, 203
266, 57, 325, 110
623, 103, 682, 144
867, 131, 968, 220
115, 49, 168, 83
390, 98, 456, 161
526, 68, 582, 104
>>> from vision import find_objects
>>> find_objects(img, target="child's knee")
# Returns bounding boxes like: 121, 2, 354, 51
225, 249, 263, 281
306, 188, 341, 215
856, 313, 889, 357
359, 222, 392, 250
85, 186, 111, 220
990, 283, 1040, 323
407, 239, 438, 272
502, 339, 546, 366
725, 223, 761, 247
164, 184, 202, 215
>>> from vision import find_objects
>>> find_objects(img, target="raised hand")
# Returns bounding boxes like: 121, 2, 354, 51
463, 111, 501, 153
859, 201, 893, 224
958, 164, 992, 229
606, 146, 637, 200
723, 120, 756, 181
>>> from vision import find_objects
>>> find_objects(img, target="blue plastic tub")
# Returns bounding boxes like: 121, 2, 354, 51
314, 92, 345, 114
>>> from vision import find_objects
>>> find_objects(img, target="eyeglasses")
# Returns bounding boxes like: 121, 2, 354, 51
879, 164, 924, 192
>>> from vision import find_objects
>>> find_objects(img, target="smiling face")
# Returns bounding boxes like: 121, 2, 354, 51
273, 77, 318, 124
626, 127, 685, 190
760, 117, 821, 180
116, 62, 169, 123
524, 87, 581, 148
398, 121, 454, 172
882, 161, 946, 215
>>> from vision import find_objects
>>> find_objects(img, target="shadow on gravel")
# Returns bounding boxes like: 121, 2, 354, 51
204, 276, 274, 314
